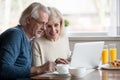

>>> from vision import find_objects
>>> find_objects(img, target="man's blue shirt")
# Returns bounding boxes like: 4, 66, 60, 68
0, 25, 32, 79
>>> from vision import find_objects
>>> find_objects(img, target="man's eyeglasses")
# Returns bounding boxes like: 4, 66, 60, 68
31, 17, 47, 26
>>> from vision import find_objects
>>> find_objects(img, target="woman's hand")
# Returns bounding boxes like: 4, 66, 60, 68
55, 58, 69, 64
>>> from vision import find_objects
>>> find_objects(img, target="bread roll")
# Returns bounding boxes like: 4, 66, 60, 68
109, 59, 120, 67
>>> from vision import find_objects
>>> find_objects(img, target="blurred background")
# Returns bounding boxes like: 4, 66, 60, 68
0, 0, 119, 36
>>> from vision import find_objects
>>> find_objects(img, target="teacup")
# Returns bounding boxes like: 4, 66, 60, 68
69, 67, 86, 77
56, 64, 69, 74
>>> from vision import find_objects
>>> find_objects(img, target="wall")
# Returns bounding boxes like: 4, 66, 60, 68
69, 36, 120, 59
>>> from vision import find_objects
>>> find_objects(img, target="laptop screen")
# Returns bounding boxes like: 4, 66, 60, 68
70, 41, 104, 69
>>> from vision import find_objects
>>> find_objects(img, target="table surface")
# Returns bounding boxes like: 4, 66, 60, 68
31, 69, 120, 80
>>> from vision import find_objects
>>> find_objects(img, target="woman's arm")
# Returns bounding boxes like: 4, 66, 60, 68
32, 40, 42, 66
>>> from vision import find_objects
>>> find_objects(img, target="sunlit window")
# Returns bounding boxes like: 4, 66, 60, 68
0, 0, 118, 36
40, 0, 111, 33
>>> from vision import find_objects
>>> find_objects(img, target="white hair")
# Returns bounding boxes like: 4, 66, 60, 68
19, 2, 49, 26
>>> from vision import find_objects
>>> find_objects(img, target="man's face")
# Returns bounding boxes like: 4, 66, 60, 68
28, 10, 49, 38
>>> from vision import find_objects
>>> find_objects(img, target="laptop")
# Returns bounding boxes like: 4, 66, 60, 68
70, 41, 104, 69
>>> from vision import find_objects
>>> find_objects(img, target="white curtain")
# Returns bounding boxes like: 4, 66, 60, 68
108, 0, 120, 36
116, 0, 120, 35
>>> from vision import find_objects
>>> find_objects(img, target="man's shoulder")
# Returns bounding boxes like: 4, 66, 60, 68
3, 25, 23, 36
0, 25, 25, 42
8, 25, 23, 34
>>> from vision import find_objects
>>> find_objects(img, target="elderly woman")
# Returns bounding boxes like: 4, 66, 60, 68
32, 7, 71, 67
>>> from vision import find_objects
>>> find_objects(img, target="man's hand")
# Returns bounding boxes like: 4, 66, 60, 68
41, 61, 56, 73
31, 61, 55, 76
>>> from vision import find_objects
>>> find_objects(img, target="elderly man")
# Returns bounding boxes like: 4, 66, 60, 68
0, 2, 55, 80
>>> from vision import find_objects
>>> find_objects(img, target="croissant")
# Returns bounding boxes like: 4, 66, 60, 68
109, 60, 120, 67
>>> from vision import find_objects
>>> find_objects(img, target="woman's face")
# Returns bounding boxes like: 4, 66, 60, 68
45, 18, 61, 41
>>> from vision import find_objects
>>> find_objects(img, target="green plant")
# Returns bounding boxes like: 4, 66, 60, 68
64, 19, 70, 27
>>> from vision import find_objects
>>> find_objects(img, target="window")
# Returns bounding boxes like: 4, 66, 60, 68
0, 0, 119, 36
0, 0, 39, 33
40, 0, 112, 35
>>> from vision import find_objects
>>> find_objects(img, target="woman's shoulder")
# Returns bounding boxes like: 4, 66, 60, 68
59, 35, 69, 41
32, 36, 47, 43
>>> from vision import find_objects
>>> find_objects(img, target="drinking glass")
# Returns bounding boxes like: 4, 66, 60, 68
109, 44, 117, 62
102, 45, 109, 64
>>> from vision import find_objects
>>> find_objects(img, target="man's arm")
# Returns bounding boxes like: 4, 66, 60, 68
0, 29, 30, 79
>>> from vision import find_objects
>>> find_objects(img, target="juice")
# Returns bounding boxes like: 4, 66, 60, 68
102, 49, 108, 64
110, 48, 117, 62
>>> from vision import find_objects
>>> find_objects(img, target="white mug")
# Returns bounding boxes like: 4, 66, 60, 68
56, 64, 69, 74
69, 67, 87, 77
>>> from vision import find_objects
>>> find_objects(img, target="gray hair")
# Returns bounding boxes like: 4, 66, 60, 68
47, 7, 64, 37
19, 2, 49, 26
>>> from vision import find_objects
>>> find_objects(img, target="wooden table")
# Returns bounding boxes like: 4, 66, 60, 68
31, 69, 120, 80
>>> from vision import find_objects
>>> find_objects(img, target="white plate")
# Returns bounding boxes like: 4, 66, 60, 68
46, 71, 70, 76
101, 64, 120, 70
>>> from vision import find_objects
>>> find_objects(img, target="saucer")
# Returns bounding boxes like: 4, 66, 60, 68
47, 71, 70, 76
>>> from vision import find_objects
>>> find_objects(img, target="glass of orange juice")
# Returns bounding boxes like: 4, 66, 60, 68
102, 45, 109, 64
109, 44, 117, 62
